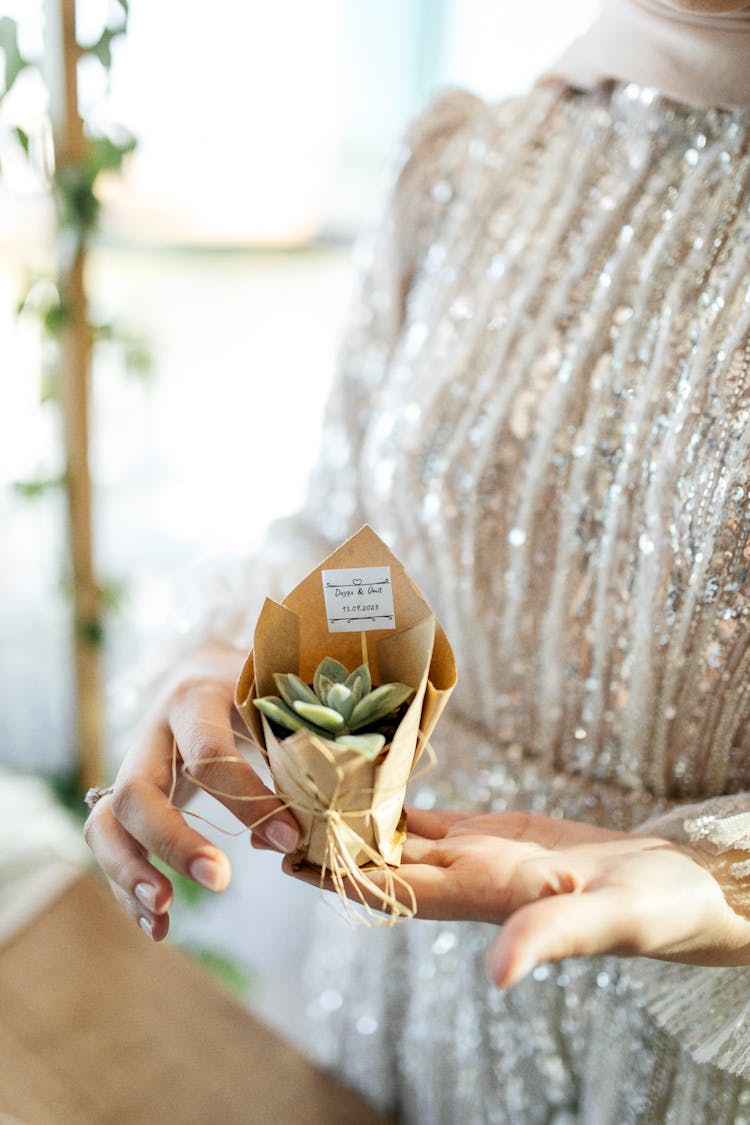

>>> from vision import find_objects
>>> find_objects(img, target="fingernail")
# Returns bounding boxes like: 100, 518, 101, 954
498, 957, 535, 988
264, 821, 301, 854
514, 962, 535, 986
139, 916, 154, 940
488, 953, 507, 987
134, 882, 156, 911
488, 948, 532, 988
189, 855, 228, 892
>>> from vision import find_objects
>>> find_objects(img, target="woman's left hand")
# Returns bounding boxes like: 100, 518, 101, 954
282, 808, 750, 986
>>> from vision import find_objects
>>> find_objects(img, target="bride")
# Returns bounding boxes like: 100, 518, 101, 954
85, 2, 750, 1120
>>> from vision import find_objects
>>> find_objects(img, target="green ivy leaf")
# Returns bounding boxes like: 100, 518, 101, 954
77, 615, 105, 648
40, 364, 59, 404
0, 17, 30, 102
123, 336, 153, 377
92, 320, 116, 341
184, 946, 252, 998
86, 131, 136, 177
14, 126, 29, 155
45, 767, 90, 821
54, 164, 100, 234
50, 136, 135, 244
42, 299, 71, 336
12, 475, 64, 499
83, 25, 125, 71
150, 857, 210, 906
101, 579, 128, 613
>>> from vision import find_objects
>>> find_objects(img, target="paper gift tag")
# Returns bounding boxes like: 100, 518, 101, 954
321, 566, 395, 633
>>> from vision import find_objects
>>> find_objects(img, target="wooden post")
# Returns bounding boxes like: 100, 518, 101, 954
46, 0, 104, 790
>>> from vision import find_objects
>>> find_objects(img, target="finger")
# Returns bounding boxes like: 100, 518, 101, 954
108, 879, 170, 943
406, 808, 628, 850
281, 859, 328, 886
112, 775, 233, 892
400, 832, 452, 865
85, 796, 175, 914
450, 811, 629, 848
169, 684, 300, 853
404, 807, 469, 839
281, 856, 459, 919
487, 889, 628, 987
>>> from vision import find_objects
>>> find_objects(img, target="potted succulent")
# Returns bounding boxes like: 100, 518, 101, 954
254, 656, 414, 761
234, 526, 457, 918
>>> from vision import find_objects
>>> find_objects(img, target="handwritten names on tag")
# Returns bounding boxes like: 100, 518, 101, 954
322, 566, 395, 633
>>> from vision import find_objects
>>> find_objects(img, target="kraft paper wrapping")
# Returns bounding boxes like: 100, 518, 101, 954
235, 526, 456, 874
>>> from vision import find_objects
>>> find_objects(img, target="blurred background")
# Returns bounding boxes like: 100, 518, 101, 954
0, 0, 598, 1048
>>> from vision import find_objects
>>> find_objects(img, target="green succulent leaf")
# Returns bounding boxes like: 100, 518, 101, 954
255, 659, 415, 749
314, 673, 334, 706
313, 657, 348, 699
345, 663, 371, 698
334, 733, 386, 760
253, 696, 319, 735
273, 672, 319, 709
326, 682, 355, 721
346, 663, 372, 694
292, 701, 346, 733
349, 683, 414, 731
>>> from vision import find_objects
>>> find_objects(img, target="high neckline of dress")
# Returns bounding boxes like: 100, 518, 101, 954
638, 1, 750, 34
540, 0, 750, 110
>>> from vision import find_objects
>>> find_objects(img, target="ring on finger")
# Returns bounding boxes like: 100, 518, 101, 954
84, 784, 115, 810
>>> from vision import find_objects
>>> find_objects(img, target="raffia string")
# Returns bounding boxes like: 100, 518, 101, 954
168, 721, 433, 925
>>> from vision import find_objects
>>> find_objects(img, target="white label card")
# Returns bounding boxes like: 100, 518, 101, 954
322, 566, 395, 633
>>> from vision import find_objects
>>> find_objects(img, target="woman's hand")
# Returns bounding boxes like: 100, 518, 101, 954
84, 642, 301, 941
286, 807, 750, 985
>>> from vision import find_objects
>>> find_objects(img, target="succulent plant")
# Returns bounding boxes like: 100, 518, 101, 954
253, 656, 414, 761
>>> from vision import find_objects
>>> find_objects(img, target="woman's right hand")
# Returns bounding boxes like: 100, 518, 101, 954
83, 642, 301, 941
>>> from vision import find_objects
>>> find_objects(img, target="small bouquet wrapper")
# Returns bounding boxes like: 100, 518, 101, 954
235, 526, 456, 917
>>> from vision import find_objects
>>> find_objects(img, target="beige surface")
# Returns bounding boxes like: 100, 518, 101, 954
0, 873, 392, 1125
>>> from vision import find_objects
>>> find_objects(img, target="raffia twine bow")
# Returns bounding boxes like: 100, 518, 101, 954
170, 724, 428, 925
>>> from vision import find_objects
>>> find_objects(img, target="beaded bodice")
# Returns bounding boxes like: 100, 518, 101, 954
291, 84, 750, 1114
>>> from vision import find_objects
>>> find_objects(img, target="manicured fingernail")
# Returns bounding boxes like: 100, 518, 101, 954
134, 882, 156, 911
139, 916, 154, 940
512, 960, 536, 986
495, 956, 534, 988
488, 954, 506, 987
263, 821, 301, 854
189, 855, 228, 892
488, 947, 531, 988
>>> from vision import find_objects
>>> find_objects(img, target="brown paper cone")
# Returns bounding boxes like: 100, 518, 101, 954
235, 526, 456, 881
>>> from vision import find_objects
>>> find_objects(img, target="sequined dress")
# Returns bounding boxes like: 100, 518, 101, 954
177, 81, 750, 1123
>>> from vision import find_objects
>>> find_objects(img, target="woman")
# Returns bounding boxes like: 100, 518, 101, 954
85, 1, 750, 1120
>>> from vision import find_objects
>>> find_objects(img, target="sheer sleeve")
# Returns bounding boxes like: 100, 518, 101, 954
118, 89, 483, 727
620, 794, 750, 1077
